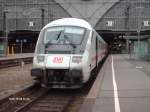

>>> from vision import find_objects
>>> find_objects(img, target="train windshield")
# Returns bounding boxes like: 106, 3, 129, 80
44, 26, 85, 45
36, 26, 88, 54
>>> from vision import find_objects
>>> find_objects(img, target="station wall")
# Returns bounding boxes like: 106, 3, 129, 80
95, 0, 150, 31
0, 0, 71, 33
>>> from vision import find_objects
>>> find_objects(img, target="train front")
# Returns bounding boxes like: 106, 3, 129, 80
31, 26, 89, 88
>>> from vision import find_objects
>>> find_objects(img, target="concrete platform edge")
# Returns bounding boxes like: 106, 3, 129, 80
79, 56, 110, 112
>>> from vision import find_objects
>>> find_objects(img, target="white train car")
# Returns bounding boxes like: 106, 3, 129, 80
31, 18, 107, 88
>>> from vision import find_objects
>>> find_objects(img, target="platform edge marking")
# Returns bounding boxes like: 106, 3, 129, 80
112, 55, 121, 112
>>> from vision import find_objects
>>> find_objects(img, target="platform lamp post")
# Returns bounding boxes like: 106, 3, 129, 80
41, 8, 45, 29
125, 0, 130, 54
16, 39, 27, 53
136, 6, 143, 58
16, 39, 27, 68
3, 10, 9, 55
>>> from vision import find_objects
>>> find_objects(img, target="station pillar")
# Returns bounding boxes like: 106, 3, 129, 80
126, 39, 129, 53
147, 38, 150, 60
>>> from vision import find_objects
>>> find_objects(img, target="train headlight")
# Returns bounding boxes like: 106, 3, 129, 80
72, 56, 82, 63
37, 55, 45, 63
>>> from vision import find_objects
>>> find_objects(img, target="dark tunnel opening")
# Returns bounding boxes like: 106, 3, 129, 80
97, 30, 150, 54
8, 30, 39, 54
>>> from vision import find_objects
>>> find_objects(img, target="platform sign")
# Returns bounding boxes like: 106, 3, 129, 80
106, 21, 114, 27
144, 21, 150, 27
29, 21, 34, 27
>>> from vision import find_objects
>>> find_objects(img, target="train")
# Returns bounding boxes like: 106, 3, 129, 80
31, 18, 108, 88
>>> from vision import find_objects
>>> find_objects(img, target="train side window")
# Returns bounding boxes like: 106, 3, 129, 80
99, 40, 101, 48
96, 36, 98, 50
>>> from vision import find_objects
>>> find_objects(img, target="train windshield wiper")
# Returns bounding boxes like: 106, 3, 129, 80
45, 40, 51, 50
56, 30, 63, 41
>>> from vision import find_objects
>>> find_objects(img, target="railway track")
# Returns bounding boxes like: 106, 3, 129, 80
0, 57, 33, 69
0, 76, 95, 112
0, 86, 83, 112
0, 57, 106, 112
0, 84, 47, 112
15, 90, 75, 112
0, 58, 103, 112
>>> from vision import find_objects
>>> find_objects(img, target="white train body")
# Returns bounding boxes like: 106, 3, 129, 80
31, 18, 107, 88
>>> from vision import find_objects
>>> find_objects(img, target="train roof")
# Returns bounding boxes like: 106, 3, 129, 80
43, 18, 93, 30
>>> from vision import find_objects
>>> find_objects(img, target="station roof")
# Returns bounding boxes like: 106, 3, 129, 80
54, 0, 119, 27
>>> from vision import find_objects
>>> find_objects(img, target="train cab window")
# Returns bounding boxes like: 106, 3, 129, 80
44, 26, 85, 45
35, 26, 89, 54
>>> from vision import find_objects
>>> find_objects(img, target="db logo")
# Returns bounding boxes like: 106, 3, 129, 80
53, 57, 63, 63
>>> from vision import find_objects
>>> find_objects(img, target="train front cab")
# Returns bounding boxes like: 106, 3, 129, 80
31, 26, 92, 88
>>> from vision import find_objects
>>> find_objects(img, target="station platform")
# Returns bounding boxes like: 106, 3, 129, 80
0, 53, 33, 61
80, 54, 150, 112
0, 64, 33, 99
